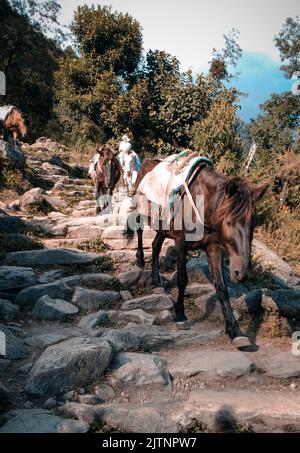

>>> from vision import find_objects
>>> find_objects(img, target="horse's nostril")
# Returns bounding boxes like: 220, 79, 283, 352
234, 270, 240, 278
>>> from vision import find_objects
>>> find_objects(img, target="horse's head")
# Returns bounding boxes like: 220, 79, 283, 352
215, 178, 268, 283
98, 144, 119, 190
14, 109, 28, 138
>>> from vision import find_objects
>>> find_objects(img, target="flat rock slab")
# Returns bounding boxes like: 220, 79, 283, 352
63, 401, 179, 433
111, 352, 171, 388
26, 337, 112, 396
24, 333, 69, 348
167, 350, 253, 378
78, 310, 110, 329
0, 266, 36, 291
123, 325, 174, 351
118, 309, 155, 325
265, 351, 300, 379
177, 389, 300, 432
122, 294, 174, 312
118, 269, 152, 288
0, 409, 89, 433
16, 281, 73, 307
2, 248, 100, 267
32, 295, 79, 320
72, 287, 120, 312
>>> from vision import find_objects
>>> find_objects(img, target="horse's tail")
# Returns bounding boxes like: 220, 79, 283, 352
123, 212, 136, 243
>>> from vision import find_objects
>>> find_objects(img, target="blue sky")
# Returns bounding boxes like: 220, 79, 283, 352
59, 0, 299, 122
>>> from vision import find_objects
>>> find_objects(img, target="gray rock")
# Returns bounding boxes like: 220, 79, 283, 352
16, 281, 73, 308
111, 352, 171, 388
0, 214, 31, 235
3, 248, 100, 267
253, 239, 294, 284
0, 381, 10, 407
122, 294, 174, 312
24, 334, 68, 348
266, 352, 300, 379
0, 299, 20, 322
32, 295, 79, 320
0, 358, 11, 372
0, 139, 26, 168
58, 419, 90, 433
17, 363, 33, 375
118, 270, 152, 288
20, 188, 50, 211
171, 257, 211, 285
118, 309, 155, 325
72, 287, 120, 312
94, 383, 115, 402
95, 329, 141, 353
80, 273, 117, 289
167, 350, 253, 378
0, 324, 29, 360
262, 289, 300, 319
43, 398, 57, 409
185, 283, 215, 297
25, 337, 112, 396
63, 390, 76, 401
0, 408, 88, 433
120, 290, 133, 301
38, 270, 66, 284
0, 266, 36, 291
78, 310, 110, 329
125, 325, 174, 351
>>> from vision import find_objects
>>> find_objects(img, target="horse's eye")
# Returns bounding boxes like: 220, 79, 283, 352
227, 220, 232, 226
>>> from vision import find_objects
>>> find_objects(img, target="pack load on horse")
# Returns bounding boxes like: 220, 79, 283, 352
124, 149, 268, 349
88, 144, 122, 214
0, 105, 28, 145
118, 134, 141, 192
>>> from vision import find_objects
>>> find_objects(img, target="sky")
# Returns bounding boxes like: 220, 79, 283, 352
58, 0, 299, 121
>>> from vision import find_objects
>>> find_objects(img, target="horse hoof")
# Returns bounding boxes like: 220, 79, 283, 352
176, 321, 191, 331
232, 336, 251, 349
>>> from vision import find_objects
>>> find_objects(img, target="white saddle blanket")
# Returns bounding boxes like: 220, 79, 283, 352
138, 152, 213, 209
0, 105, 14, 122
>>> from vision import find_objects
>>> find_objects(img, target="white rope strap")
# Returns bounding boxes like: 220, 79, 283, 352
183, 181, 205, 226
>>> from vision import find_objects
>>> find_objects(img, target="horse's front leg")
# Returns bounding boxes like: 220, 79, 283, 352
206, 243, 251, 348
151, 232, 165, 287
136, 215, 145, 268
174, 234, 188, 323
94, 180, 101, 215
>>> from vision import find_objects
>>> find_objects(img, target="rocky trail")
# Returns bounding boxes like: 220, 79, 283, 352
1, 142, 300, 433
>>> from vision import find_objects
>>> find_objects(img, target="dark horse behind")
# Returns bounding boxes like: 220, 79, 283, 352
90, 144, 122, 214
124, 158, 268, 349
0, 105, 28, 145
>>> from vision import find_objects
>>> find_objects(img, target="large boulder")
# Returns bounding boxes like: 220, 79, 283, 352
0, 266, 36, 291
16, 281, 73, 308
32, 295, 79, 321
262, 289, 300, 319
25, 337, 112, 396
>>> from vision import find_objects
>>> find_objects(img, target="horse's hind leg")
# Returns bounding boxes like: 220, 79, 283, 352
151, 232, 165, 287
174, 234, 188, 323
136, 215, 145, 268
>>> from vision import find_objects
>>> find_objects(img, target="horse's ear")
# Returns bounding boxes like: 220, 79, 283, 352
252, 182, 269, 202
225, 180, 239, 198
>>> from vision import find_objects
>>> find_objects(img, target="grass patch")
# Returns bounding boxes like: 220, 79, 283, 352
0, 234, 43, 254
77, 238, 108, 253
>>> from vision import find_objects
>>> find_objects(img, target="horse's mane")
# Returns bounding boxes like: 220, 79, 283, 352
213, 177, 255, 225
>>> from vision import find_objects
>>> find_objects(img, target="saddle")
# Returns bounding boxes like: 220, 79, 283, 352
137, 150, 213, 224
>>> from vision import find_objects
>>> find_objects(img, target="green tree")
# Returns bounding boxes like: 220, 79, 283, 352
275, 16, 300, 78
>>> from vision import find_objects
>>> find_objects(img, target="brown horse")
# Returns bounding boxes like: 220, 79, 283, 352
91, 144, 122, 214
124, 158, 268, 348
0, 106, 28, 144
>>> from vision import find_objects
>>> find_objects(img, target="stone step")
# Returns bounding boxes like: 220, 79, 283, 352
176, 389, 300, 432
